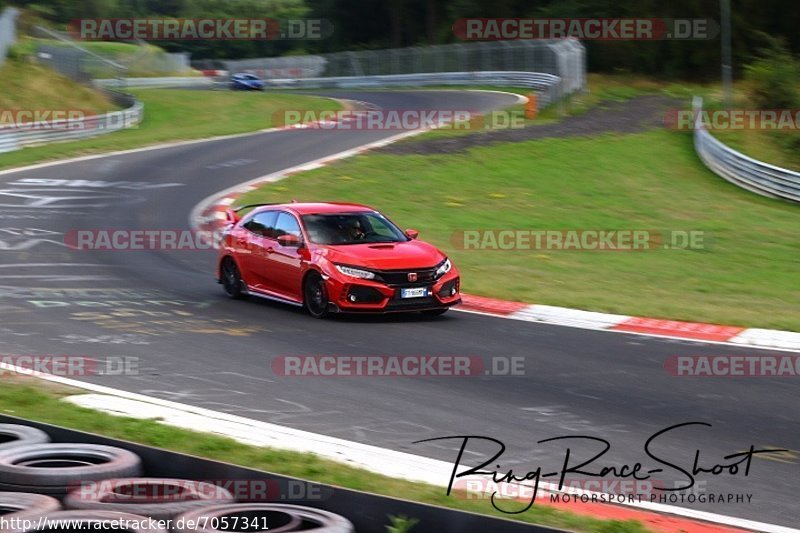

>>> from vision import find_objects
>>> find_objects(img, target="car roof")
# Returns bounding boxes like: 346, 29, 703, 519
251, 202, 375, 216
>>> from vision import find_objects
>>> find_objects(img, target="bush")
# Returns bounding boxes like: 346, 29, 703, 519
744, 43, 800, 109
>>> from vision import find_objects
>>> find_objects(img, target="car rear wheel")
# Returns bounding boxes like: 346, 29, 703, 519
221, 258, 245, 299
304, 272, 330, 319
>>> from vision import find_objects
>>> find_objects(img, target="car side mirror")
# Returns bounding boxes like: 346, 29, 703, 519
278, 234, 302, 247
406, 229, 419, 240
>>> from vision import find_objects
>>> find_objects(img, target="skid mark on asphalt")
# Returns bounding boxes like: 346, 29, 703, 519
348, 421, 434, 442
520, 405, 629, 434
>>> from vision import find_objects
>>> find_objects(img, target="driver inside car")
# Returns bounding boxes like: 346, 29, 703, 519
344, 219, 366, 241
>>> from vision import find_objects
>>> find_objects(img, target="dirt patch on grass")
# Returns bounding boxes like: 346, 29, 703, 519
383, 95, 682, 155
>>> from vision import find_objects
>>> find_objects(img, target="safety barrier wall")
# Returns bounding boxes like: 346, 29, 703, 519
0, 91, 143, 154
693, 96, 800, 203
96, 71, 567, 110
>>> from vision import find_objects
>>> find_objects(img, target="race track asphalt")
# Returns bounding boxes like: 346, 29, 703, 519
0, 89, 797, 527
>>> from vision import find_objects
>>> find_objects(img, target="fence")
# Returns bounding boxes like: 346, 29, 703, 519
32, 25, 192, 80
224, 40, 586, 94
693, 97, 800, 203
0, 23, 146, 154
0, 7, 19, 67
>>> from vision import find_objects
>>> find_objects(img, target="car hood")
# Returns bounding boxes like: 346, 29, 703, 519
321, 240, 446, 270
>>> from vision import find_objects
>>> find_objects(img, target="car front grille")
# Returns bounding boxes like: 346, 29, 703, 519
375, 267, 438, 287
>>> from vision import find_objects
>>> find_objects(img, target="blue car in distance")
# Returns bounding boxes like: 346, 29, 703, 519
230, 73, 265, 91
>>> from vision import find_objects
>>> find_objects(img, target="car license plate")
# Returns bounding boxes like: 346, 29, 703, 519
400, 287, 429, 299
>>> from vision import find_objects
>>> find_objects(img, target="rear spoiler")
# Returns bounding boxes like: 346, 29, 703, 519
224, 203, 278, 224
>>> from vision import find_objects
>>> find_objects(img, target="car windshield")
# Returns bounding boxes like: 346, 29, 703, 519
302, 212, 409, 245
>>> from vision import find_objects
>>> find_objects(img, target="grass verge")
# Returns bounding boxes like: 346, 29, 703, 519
0, 379, 649, 533
0, 61, 116, 112
236, 127, 800, 331
0, 89, 343, 170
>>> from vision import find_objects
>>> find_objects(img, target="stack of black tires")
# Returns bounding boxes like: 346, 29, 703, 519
0, 424, 354, 532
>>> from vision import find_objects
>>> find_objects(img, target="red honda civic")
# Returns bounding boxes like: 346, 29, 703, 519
215, 202, 461, 318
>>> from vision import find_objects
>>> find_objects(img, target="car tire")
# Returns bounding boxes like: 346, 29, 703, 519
303, 272, 330, 319
221, 257, 246, 299
0, 444, 142, 495
174, 503, 354, 533
64, 478, 236, 520
1, 511, 169, 533
421, 308, 448, 317
0, 493, 61, 520
0, 424, 51, 451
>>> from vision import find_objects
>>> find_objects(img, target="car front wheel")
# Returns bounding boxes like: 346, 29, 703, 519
221, 258, 245, 299
304, 272, 330, 319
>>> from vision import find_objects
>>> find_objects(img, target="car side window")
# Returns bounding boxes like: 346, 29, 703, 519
274, 212, 302, 240
242, 211, 278, 237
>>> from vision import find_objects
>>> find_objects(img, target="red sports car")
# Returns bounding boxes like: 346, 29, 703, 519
215, 202, 461, 318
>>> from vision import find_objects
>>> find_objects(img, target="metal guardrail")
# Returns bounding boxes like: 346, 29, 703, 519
95, 76, 213, 89
693, 96, 800, 203
96, 71, 566, 110
286, 71, 565, 109
0, 91, 143, 154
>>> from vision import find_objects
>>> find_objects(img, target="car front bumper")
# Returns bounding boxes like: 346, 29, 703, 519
325, 269, 461, 314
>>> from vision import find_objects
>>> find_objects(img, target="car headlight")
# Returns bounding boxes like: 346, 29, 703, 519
435, 258, 452, 278
335, 264, 376, 280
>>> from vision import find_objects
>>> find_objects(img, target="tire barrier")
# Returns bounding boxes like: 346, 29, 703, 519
174, 504, 353, 533
0, 418, 561, 533
0, 444, 142, 495
0, 426, 50, 452
1, 510, 169, 533
0, 430, 354, 532
0, 493, 61, 520
64, 478, 235, 520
